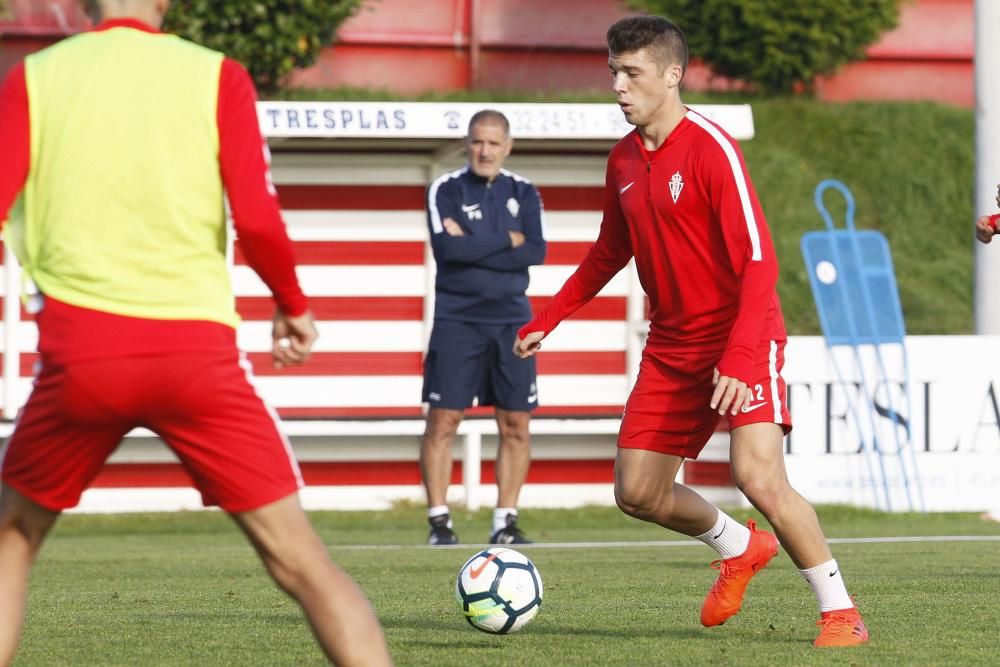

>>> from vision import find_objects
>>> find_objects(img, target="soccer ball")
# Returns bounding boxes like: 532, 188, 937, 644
455, 547, 543, 634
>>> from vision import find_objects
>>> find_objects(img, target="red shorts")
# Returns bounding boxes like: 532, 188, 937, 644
0, 352, 302, 513
618, 339, 792, 459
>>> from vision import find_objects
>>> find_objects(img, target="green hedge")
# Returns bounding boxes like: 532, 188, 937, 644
627, 0, 906, 94
163, 0, 362, 94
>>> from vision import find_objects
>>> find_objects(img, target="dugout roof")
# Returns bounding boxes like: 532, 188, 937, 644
257, 101, 754, 157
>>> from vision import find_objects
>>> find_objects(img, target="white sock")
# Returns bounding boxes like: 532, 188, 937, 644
428, 505, 451, 526
694, 510, 751, 559
493, 507, 517, 533
799, 559, 854, 612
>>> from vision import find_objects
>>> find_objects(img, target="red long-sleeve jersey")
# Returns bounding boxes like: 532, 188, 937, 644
521, 108, 786, 384
0, 18, 307, 362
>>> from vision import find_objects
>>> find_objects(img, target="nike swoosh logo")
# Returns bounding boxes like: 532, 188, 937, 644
829, 569, 838, 577
619, 181, 635, 195
741, 402, 769, 414
469, 549, 507, 579
461, 204, 479, 212
527, 393, 538, 403
711, 524, 726, 540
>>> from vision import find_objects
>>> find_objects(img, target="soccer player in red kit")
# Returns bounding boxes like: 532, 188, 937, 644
515, 16, 868, 647
0, 1, 391, 665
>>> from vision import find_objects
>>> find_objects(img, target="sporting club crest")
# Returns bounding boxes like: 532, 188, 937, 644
506, 197, 520, 217
669, 171, 684, 203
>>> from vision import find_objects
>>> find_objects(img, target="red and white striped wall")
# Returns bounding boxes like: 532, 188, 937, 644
251, 179, 631, 418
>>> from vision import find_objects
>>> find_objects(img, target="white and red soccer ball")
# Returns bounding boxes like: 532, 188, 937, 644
455, 547, 543, 634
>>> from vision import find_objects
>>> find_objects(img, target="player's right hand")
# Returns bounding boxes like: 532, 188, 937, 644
975, 214, 999, 244
509, 231, 525, 248
514, 331, 545, 358
710, 368, 751, 416
272, 309, 318, 368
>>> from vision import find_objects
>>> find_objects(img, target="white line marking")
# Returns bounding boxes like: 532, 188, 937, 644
826, 535, 1000, 544
330, 535, 1000, 551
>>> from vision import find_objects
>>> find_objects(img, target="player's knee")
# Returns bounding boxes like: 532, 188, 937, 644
0, 517, 36, 552
498, 424, 530, 450
735, 477, 783, 514
614, 492, 642, 519
261, 541, 327, 597
0, 492, 57, 551
425, 410, 463, 439
240, 512, 330, 597
615, 494, 656, 521
614, 482, 672, 521
497, 412, 529, 438
262, 555, 301, 595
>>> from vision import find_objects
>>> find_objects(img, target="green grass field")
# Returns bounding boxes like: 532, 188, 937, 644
14, 505, 1000, 666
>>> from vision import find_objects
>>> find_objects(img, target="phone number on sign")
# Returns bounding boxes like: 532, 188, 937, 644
505, 108, 630, 137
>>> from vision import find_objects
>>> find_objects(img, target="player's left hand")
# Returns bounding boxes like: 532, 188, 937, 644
710, 368, 750, 416
514, 331, 545, 358
443, 217, 465, 236
976, 215, 999, 244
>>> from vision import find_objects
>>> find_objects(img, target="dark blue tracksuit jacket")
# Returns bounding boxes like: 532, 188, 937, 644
426, 166, 546, 324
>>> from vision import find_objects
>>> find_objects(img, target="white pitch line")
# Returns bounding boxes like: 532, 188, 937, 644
827, 535, 1000, 544
331, 535, 1000, 551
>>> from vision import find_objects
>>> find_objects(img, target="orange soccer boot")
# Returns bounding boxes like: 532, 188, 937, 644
700, 520, 779, 627
814, 606, 869, 647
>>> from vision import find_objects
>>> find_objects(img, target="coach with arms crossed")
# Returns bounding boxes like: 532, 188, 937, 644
421, 110, 546, 546
0, 1, 392, 665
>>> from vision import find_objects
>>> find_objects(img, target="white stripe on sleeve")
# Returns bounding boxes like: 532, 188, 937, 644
427, 167, 467, 234
686, 110, 762, 261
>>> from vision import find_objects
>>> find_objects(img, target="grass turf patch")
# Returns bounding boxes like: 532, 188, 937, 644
14, 505, 1000, 665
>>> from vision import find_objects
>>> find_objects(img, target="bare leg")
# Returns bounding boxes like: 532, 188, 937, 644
614, 448, 718, 536
232, 493, 392, 667
729, 422, 832, 568
494, 408, 531, 508
419, 408, 463, 507
0, 485, 60, 667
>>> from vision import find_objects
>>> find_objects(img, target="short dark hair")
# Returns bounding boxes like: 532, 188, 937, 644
468, 109, 510, 137
607, 15, 688, 76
